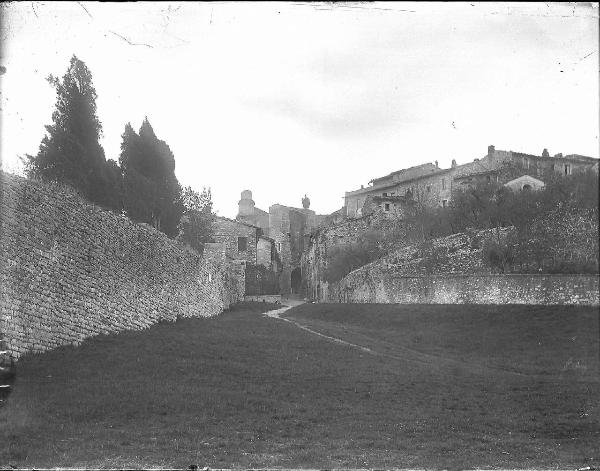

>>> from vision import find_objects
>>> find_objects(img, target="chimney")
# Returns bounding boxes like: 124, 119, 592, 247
488, 145, 495, 157
451, 159, 457, 168
542, 148, 550, 158
435, 160, 439, 168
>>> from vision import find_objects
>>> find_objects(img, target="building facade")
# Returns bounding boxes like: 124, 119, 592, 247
212, 217, 261, 265
236, 190, 326, 294
344, 145, 599, 217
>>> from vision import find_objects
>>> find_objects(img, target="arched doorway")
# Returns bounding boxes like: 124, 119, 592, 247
291, 267, 302, 295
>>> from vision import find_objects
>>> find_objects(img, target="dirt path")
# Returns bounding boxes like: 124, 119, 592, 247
264, 299, 376, 354
265, 301, 595, 383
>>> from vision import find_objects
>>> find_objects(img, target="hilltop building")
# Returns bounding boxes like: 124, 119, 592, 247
344, 145, 599, 218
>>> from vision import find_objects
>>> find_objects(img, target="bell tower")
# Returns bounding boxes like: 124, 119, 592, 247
238, 190, 255, 217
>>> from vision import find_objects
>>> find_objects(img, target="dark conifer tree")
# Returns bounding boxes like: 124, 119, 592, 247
120, 119, 183, 237
25, 55, 111, 206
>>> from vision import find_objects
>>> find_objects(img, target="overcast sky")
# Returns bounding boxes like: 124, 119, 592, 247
1, 2, 598, 217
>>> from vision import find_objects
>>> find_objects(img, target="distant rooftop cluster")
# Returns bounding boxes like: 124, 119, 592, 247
344, 145, 599, 218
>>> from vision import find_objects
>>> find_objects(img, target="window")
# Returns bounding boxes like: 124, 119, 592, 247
238, 236, 247, 253
441, 179, 446, 190
564, 164, 571, 176
442, 199, 447, 208
522, 184, 532, 191
383, 192, 388, 197
426, 185, 431, 193
384, 203, 390, 211
277, 242, 281, 252
486, 175, 491, 182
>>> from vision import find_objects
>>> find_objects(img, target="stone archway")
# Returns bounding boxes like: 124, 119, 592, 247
291, 267, 302, 295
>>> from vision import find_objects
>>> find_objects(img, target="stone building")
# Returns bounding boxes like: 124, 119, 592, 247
212, 216, 261, 265
344, 145, 599, 217
212, 216, 281, 296
236, 190, 327, 294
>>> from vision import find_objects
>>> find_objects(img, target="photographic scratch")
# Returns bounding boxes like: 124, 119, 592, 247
31, 2, 38, 18
293, 2, 415, 13
109, 31, 154, 49
76, 1, 93, 20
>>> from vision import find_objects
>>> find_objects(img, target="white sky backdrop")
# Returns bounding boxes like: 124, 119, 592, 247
1, 2, 598, 217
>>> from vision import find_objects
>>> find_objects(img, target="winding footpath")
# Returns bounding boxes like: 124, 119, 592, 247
263, 299, 597, 383
264, 298, 376, 354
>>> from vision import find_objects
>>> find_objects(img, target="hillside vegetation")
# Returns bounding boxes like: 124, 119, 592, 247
324, 169, 599, 282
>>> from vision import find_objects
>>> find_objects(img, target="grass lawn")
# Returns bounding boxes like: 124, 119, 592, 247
1, 302, 599, 469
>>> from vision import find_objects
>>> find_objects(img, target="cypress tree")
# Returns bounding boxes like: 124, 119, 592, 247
120, 119, 183, 237
25, 55, 110, 206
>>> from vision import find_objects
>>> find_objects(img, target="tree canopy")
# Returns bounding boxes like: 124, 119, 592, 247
25, 55, 118, 208
22, 54, 216, 244
177, 186, 215, 253
119, 118, 183, 237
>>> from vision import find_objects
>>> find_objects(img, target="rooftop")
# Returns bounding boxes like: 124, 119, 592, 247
346, 168, 452, 197
370, 162, 438, 185
346, 145, 598, 197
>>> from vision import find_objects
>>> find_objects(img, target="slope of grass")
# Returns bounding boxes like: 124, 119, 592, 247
285, 304, 600, 379
0, 302, 598, 469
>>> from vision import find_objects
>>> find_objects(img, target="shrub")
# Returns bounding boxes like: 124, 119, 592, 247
482, 237, 514, 273
324, 230, 385, 283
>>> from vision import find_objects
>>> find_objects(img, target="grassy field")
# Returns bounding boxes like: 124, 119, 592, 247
0, 302, 598, 469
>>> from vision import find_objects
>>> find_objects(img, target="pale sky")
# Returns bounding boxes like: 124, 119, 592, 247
1, 2, 598, 217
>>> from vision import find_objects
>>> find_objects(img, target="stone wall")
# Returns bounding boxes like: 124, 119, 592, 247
304, 214, 599, 305
302, 214, 397, 300
204, 242, 245, 306
325, 271, 599, 305
0, 172, 243, 359
212, 217, 258, 264
257, 236, 274, 269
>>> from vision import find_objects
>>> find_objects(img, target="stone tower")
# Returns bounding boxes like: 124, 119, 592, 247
238, 190, 255, 217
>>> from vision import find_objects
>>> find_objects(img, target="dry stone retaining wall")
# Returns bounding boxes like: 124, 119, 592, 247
305, 216, 598, 305
0, 172, 243, 360
325, 269, 599, 305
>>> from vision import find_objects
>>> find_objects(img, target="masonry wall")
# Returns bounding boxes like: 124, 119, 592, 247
302, 216, 374, 300
325, 272, 599, 305
0, 172, 243, 359
257, 237, 273, 269
304, 214, 599, 305
212, 217, 257, 264
269, 205, 292, 293
390, 171, 453, 208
